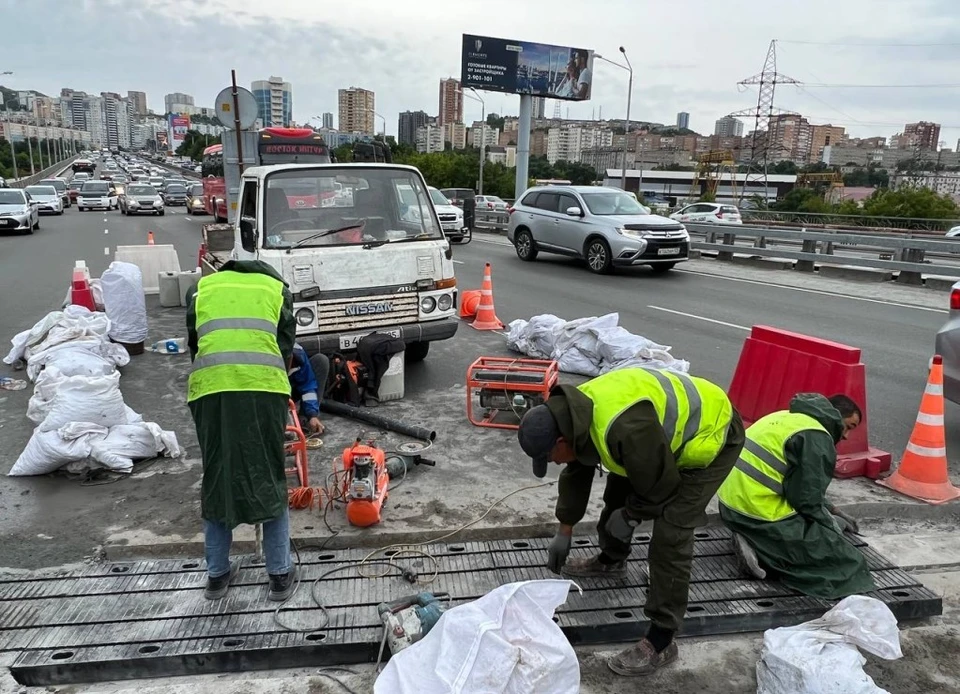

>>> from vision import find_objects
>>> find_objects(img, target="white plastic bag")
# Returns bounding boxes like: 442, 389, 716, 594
38, 372, 129, 433
9, 423, 108, 476
101, 261, 148, 344
89, 423, 181, 473
375, 580, 580, 694
756, 595, 902, 694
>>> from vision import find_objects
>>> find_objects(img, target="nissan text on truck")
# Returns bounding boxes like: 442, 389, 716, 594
199, 130, 458, 361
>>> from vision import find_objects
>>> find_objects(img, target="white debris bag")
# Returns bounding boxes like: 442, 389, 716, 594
756, 595, 902, 694
89, 423, 182, 473
38, 372, 129, 433
375, 580, 580, 694
5, 305, 111, 368
506, 314, 565, 359
9, 423, 108, 476
100, 261, 148, 344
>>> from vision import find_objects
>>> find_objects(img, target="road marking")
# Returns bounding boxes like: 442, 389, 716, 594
104, 229, 108, 234
675, 268, 948, 314
453, 259, 464, 265
103, 246, 110, 256
103, 217, 108, 222
647, 305, 750, 331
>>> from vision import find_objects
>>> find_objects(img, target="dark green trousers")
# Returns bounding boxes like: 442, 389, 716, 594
596, 410, 745, 632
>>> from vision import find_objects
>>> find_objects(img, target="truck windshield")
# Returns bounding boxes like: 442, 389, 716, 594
263, 168, 443, 248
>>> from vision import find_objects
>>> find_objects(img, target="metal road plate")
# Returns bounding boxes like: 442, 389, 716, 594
4, 529, 941, 686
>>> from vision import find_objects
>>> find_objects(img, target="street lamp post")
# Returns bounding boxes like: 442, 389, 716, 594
595, 48, 633, 191
458, 87, 486, 195
365, 109, 386, 137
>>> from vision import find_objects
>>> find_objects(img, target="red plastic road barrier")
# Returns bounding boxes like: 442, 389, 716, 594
70, 266, 96, 312
728, 325, 891, 479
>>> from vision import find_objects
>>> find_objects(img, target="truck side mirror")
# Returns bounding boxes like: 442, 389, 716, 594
239, 216, 257, 252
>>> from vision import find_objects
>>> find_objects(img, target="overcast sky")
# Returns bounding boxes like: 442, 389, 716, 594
4, 0, 960, 148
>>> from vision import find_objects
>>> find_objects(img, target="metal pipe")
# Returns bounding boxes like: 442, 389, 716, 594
320, 400, 437, 442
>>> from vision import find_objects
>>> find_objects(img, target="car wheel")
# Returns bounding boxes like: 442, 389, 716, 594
585, 238, 613, 274
514, 229, 538, 261
158, 210, 165, 216
32, 218, 40, 230
649, 263, 677, 274
58, 210, 64, 215
405, 341, 430, 363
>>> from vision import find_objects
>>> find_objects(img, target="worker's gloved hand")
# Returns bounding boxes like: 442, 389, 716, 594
546, 532, 572, 574
307, 416, 324, 435
604, 508, 638, 545
831, 508, 860, 534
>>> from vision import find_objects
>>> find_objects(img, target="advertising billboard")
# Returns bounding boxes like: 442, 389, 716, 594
461, 34, 593, 101
167, 113, 190, 146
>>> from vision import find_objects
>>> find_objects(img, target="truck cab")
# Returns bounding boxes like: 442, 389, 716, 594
202, 163, 458, 361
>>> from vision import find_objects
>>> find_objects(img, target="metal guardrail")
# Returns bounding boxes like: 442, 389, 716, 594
687, 222, 960, 281
741, 210, 960, 233
9, 156, 80, 188
474, 211, 510, 233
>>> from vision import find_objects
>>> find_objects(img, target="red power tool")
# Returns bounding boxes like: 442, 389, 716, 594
342, 440, 390, 527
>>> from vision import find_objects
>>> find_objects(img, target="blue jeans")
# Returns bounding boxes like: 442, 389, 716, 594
204, 508, 292, 578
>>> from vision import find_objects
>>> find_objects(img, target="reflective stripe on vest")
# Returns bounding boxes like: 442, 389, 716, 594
576, 368, 733, 476
717, 411, 829, 522
187, 271, 290, 402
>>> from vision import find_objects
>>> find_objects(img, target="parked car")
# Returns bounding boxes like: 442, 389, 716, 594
38, 178, 71, 208
120, 184, 164, 216
475, 194, 508, 212
77, 180, 118, 211
0, 187, 40, 233
428, 187, 469, 243
669, 202, 742, 225
507, 185, 690, 274
438, 188, 476, 208
24, 185, 64, 215
186, 183, 206, 215
161, 183, 188, 206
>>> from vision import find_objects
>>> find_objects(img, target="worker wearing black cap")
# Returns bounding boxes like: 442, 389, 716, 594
518, 367, 744, 677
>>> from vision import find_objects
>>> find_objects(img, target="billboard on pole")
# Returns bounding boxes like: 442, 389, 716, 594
167, 113, 190, 148
461, 34, 593, 101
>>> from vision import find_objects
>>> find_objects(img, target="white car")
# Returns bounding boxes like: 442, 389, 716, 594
77, 181, 118, 211
24, 185, 64, 215
945, 226, 960, 238
428, 187, 469, 243
0, 187, 40, 233
670, 202, 742, 225
475, 194, 508, 212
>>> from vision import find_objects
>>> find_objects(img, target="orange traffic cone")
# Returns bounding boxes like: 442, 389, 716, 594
147, 230, 155, 245
471, 263, 504, 330
459, 289, 482, 319
877, 355, 960, 504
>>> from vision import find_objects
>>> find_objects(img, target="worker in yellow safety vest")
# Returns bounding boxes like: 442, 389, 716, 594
517, 367, 745, 677
717, 393, 875, 598
186, 260, 298, 602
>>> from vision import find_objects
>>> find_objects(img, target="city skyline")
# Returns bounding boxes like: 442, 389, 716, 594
3, 0, 959, 147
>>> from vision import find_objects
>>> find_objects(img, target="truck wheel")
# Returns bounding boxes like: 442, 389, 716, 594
405, 342, 430, 363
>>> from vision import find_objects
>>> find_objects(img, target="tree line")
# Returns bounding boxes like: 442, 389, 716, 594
0, 136, 80, 181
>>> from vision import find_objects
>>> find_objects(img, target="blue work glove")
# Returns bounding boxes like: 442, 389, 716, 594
546, 532, 572, 574
605, 508, 639, 544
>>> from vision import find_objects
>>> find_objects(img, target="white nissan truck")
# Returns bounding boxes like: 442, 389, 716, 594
200, 162, 459, 361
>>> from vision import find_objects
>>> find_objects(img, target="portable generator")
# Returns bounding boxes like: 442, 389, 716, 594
466, 357, 560, 430
342, 440, 389, 527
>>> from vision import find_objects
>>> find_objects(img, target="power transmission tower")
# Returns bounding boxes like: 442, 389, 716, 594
553, 100, 562, 119
726, 40, 801, 205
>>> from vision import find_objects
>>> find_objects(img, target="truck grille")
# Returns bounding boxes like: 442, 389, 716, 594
315, 292, 420, 332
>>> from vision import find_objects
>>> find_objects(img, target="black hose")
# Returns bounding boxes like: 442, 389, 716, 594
320, 400, 437, 442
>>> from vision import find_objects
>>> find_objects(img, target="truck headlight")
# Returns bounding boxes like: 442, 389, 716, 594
437, 294, 453, 311
420, 296, 436, 313
295, 308, 315, 326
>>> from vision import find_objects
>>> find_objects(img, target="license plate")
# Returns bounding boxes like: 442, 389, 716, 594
339, 328, 401, 350
658, 247, 681, 256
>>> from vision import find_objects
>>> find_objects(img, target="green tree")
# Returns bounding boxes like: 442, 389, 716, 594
769, 161, 798, 175
861, 188, 959, 219
175, 130, 221, 162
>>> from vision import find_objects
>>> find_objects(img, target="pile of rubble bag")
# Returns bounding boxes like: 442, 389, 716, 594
4, 301, 181, 478
506, 312, 690, 376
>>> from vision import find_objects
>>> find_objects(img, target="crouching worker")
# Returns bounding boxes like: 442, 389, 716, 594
186, 259, 297, 602
718, 393, 875, 598
517, 367, 745, 677
288, 343, 329, 435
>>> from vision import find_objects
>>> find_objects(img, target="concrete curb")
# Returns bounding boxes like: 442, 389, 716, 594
818, 265, 894, 282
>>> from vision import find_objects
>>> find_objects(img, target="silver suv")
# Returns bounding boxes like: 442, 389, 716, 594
507, 185, 690, 274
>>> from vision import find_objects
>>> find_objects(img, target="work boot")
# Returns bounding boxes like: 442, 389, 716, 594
562, 554, 627, 579
732, 533, 766, 580
608, 638, 679, 677
268, 564, 298, 602
203, 561, 238, 600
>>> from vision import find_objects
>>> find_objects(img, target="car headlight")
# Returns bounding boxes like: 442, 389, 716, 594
437, 294, 453, 311
129, 200, 139, 206
420, 296, 436, 313
295, 308, 315, 326
617, 227, 650, 239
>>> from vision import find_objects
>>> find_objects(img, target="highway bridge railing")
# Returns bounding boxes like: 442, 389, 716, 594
741, 209, 960, 234
9, 155, 80, 188
688, 222, 960, 283
473, 211, 510, 233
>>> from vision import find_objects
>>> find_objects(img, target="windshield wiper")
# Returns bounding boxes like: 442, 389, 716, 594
285, 220, 366, 253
